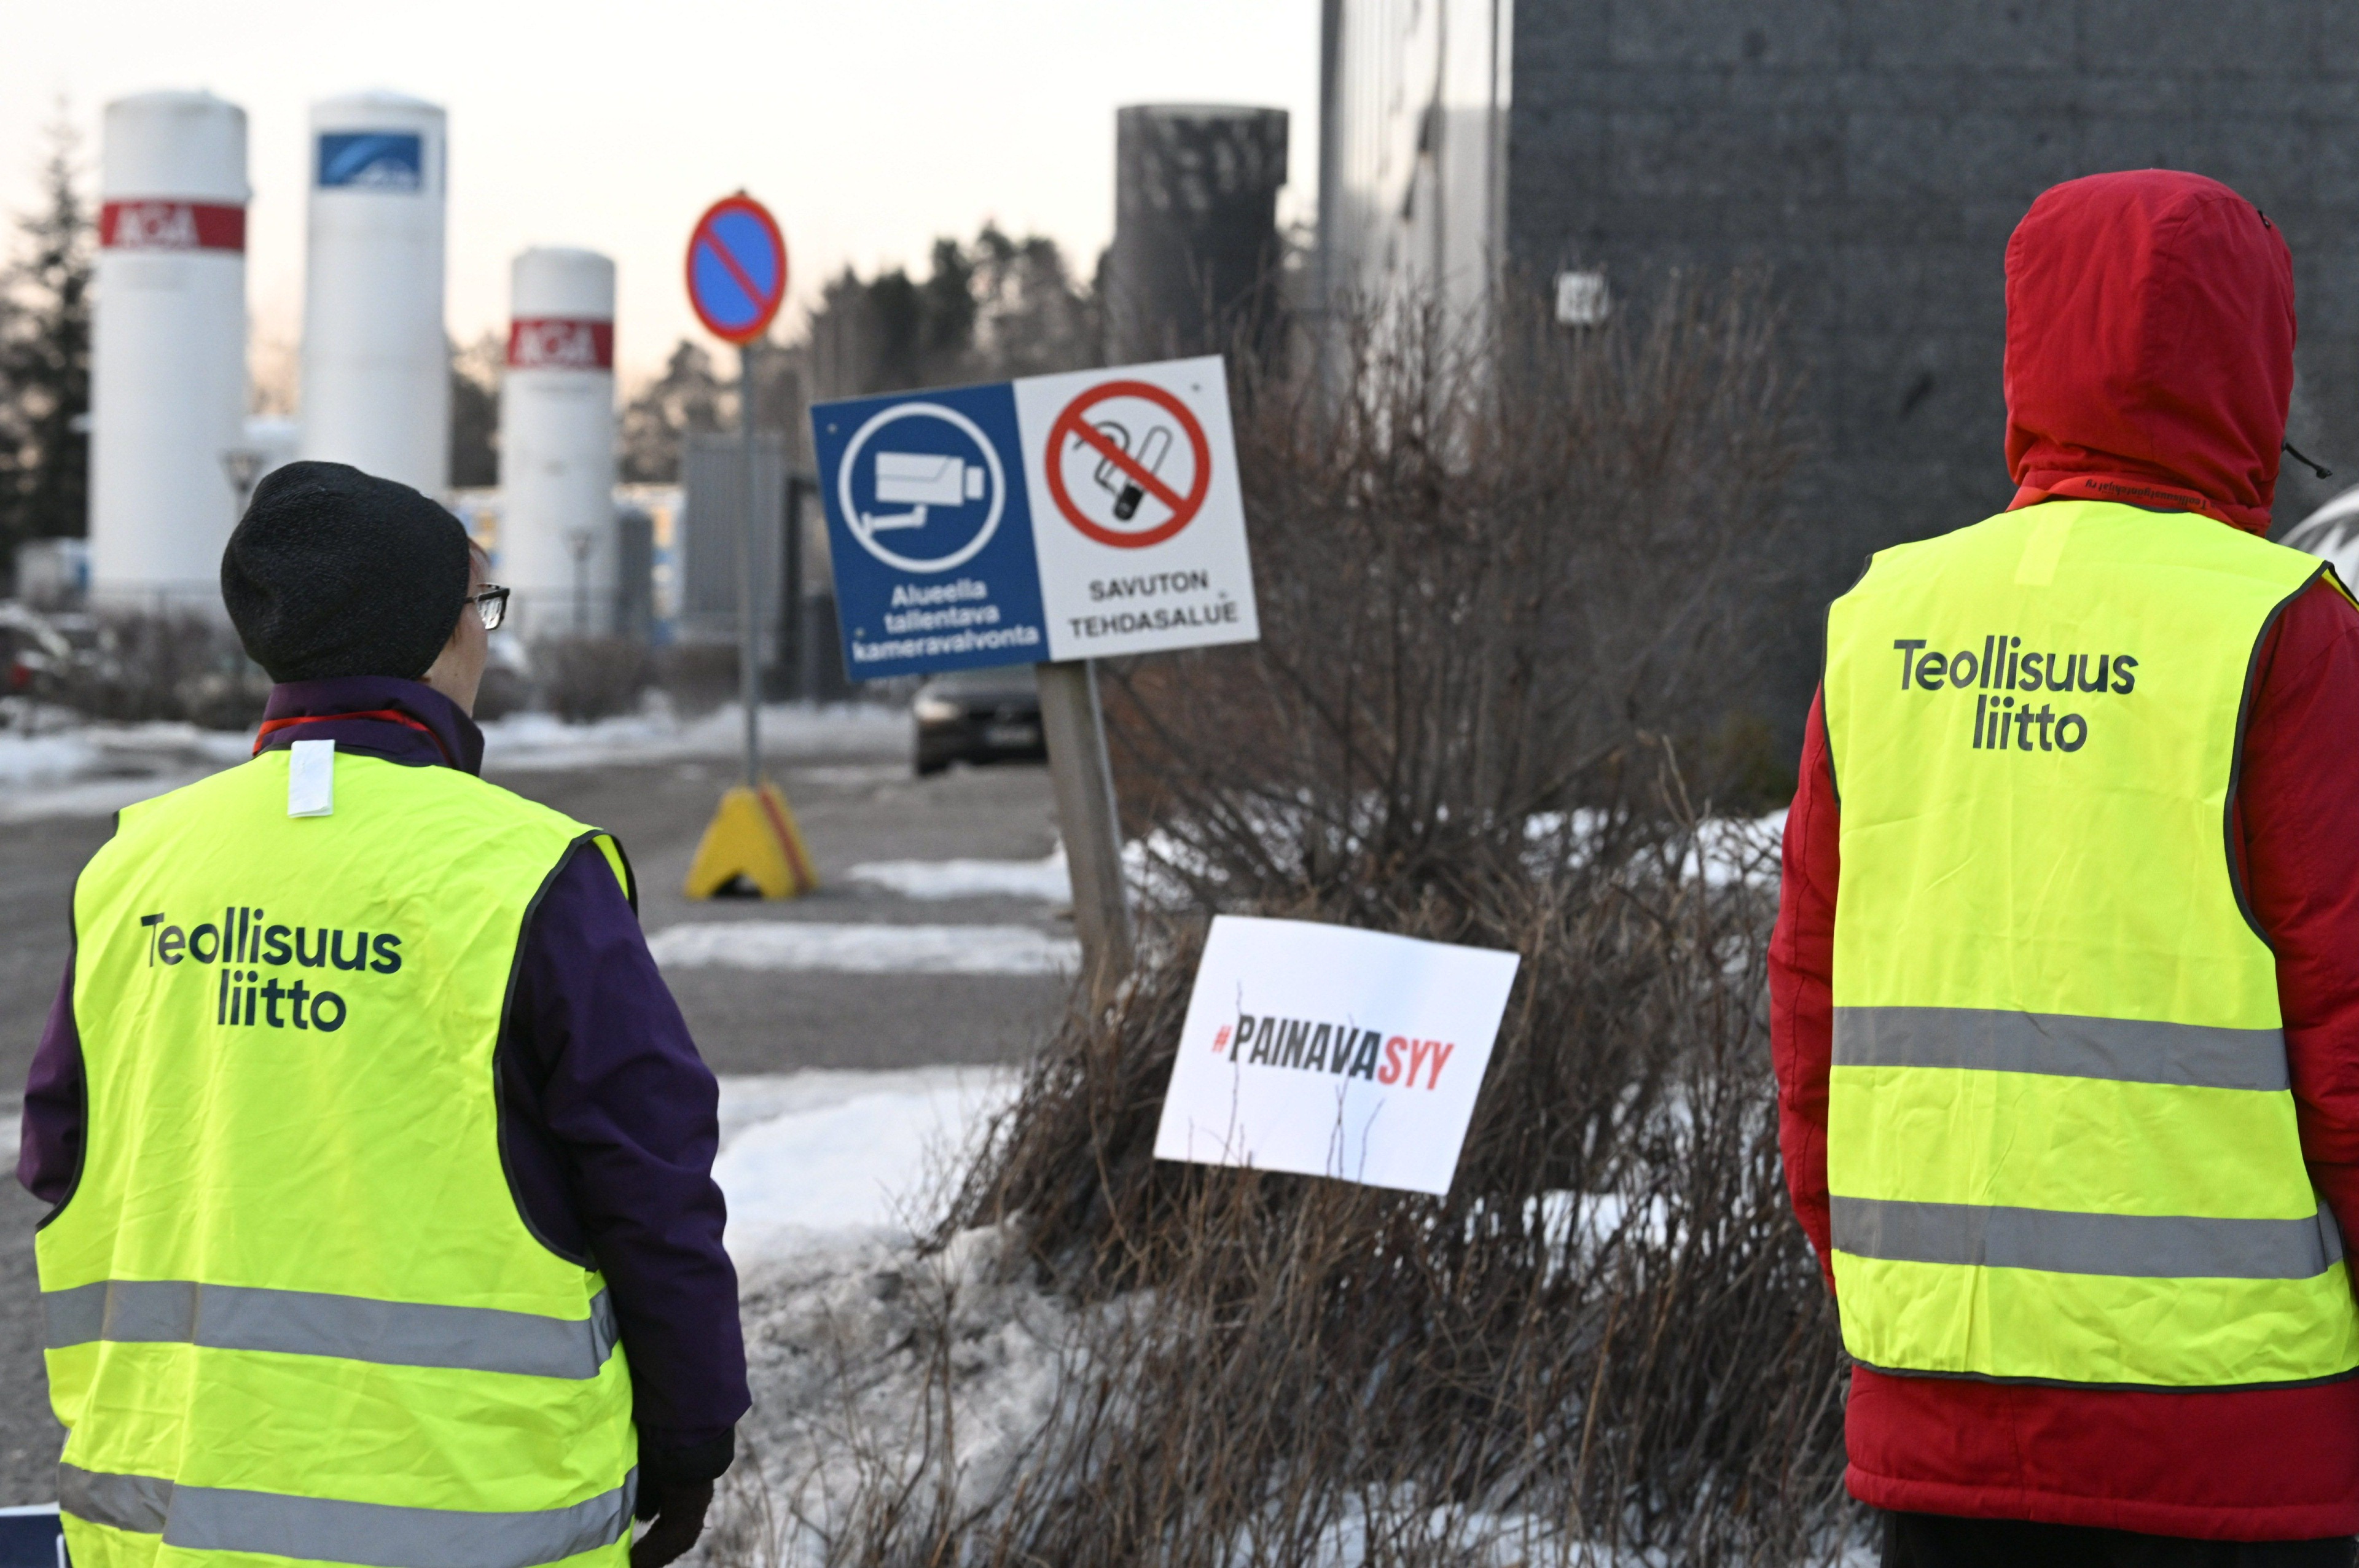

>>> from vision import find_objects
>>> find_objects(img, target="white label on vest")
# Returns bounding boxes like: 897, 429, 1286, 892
288, 740, 335, 817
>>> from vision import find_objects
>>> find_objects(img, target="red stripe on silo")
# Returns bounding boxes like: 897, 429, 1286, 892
506, 318, 615, 371
100, 201, 246, 252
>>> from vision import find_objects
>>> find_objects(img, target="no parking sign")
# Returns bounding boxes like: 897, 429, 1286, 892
813, 355, 1259, 678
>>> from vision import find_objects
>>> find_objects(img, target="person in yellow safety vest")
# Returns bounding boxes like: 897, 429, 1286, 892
1772, 170, 2359, 1567
22, 461, 748, 1567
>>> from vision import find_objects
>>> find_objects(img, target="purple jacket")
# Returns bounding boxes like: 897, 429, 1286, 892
22, 677, 749, 1483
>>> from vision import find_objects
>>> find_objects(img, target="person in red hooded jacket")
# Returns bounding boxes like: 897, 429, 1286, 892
1772, 170, 2359, 1567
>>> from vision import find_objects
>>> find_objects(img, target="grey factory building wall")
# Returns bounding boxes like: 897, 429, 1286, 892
1506, 1, 2359, 755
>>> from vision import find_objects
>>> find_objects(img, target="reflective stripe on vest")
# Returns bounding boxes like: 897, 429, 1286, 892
1835, 1005, 2288, 1091
50, 751, 638, 1563
41, 1281, 619, 1379
1822, 500, 2359, 1389
60, 1464, 635, 1568
1833, 1196, 2344, 1280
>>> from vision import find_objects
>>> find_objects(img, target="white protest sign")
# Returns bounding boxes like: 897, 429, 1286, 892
1153, 915, 1521, 1196
1014, 356, 1259, 660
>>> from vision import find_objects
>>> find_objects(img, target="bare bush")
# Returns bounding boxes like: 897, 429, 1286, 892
1111, 272, 1802, 870
57, 610, 268, 730
656, 642, 743, 717
719, 278, 1847, 1567
471, 661, 530, 722
534, 636, 654, 724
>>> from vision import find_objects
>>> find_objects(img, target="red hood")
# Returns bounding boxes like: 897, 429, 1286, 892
2003, 170, 2294, 536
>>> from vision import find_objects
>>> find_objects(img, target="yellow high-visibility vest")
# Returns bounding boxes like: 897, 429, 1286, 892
1823, 498, 2359, 1388
47, 746, 638, 1567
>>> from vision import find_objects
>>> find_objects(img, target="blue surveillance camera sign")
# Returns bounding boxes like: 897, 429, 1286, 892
843, 405, 1002, 571
812, 381, 1048, 679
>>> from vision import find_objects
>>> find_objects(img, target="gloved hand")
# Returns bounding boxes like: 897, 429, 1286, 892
630, 1475, 713, 1568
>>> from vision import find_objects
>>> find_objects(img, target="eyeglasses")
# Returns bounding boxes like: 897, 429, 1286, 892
463, 585, 511, 631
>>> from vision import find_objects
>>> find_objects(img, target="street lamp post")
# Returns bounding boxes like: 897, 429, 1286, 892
221, 448, 268, 519
566, 528, 593, 637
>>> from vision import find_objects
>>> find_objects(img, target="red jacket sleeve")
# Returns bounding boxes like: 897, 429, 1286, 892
1769, 685, 1839, 1290
2236, 578, 2359, 1247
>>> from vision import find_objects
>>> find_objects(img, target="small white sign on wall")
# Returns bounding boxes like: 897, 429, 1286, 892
1153, 915, 1522, 1196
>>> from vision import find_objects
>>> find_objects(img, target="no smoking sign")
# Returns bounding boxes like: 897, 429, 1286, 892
1044, 380, 1213, 549
1016, 356, 1258, 661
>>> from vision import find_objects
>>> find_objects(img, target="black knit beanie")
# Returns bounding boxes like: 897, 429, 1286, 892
221, 461, 472, 683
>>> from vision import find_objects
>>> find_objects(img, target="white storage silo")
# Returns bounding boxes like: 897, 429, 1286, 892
499, 248, 618, 636
90, 90, 249, 606
299, 92, 448, 497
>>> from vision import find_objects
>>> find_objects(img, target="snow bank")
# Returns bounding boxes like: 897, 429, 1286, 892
721, 1225, 1081, 1566
707, 1069, 1076, 1564
0, 703, 907, 819
647, 921, 1079, 975
845, 848, 1071, 903
713, 1069, 1017, 1259
0, 721, 257, 822
0, 773, 213, 824
0, 731, 96, 787
479, 701, 904, 772
0, 720, 248, 787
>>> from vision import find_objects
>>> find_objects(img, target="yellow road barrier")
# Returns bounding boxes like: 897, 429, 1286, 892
683, 781, 820, 900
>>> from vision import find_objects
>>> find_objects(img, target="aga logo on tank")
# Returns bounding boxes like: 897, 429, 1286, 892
506, 318, 614, 372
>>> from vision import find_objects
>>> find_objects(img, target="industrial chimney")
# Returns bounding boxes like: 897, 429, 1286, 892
89, 90, 249, 606
299, 92, 449, 497
499, 248, 618, 637
1108, 105, 1289, 365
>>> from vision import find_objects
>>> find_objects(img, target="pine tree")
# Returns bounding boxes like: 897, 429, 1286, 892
799, 226, 1098, 401
0, 113, 93, 564
617, 340, 727, 483
448, 331, 503, 489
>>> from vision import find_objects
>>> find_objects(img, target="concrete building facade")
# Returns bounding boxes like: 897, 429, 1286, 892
1323, 0, 2359, 737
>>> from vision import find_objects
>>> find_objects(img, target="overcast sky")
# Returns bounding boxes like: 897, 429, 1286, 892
0, 0, 1321, 384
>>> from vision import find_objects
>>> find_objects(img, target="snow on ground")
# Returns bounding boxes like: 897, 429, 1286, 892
0, 703, 908, 819
0, 730, 98, 787
1523, 808, 1787, 888
0, 773, 213, 824
720, 1224, 1080, 1566
841, 839, 1199, 908
0, 720, 254, 823
845, 847, 1071, 902
647, 921, 1079, 975
713, 1069, 1017, 1259
707, 1069, 1075, 1565
478, 701, 905, 773
1685, 809, 1786, 887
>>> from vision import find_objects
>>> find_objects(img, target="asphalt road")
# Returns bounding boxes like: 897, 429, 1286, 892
0, 736, 1068, 1502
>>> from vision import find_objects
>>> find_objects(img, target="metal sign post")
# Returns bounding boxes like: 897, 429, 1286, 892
682, 192, 815, 901
737, 338, 762, 787
1035, 658, 1135, 986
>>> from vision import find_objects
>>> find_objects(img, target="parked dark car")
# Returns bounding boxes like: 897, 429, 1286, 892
1, 604, 92, 701
912, 663, 1044, 776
